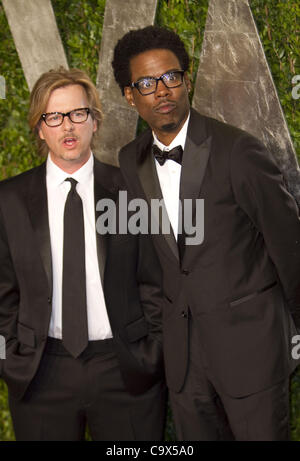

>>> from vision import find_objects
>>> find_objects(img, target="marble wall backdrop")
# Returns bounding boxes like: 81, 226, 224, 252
2, 0, 299, 202
2, 0, 68, 91
193, 0, 300, 205
96, 0, 158, 165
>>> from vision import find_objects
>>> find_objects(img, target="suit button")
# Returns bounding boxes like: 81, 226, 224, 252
47, 297, 51, 303
181, 311, 188, 318
182, 269, 189, 275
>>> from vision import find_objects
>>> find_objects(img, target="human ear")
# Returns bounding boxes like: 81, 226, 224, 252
124, 87, 135, 107
184, 72, 192, 93
38, 123, 45, 140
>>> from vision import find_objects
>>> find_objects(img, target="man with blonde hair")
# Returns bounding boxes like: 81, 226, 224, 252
0, 67, 166, 441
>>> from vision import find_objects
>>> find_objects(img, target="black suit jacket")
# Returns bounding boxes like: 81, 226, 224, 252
0, 157, 164, 399
119, 108, 300, 398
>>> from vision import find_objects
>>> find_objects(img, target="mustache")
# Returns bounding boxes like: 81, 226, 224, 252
154, 100, 176, 110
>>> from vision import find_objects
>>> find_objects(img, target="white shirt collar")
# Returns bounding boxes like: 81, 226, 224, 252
152, 111, 190, 152
46, 153, 94, 187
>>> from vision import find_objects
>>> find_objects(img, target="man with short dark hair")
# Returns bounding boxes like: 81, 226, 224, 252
0, 67, 166, 441
113, 25, 300, 441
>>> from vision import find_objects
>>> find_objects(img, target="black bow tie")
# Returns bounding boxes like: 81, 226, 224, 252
152, 144, 183, 166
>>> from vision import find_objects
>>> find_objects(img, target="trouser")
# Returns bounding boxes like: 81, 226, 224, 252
9, 337, 166, 441
169, 320, 290, 441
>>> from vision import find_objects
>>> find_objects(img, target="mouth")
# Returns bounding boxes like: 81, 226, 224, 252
155, 102, 176, 114
62, 137, 78, 148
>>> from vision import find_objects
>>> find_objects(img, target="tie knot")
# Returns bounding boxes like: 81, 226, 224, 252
152, 144, 183, 166
65, 177, 78, 191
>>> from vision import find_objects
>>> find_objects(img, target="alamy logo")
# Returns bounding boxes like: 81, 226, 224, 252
96, 190, 204, 246
292, 75, 300, 100
292, 335, 300, 360
0, 335, 5, 359
0, 76, 5, 99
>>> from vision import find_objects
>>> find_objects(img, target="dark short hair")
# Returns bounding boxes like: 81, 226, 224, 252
112, 25, 190, 95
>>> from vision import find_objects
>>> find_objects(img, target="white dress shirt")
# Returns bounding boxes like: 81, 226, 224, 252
153, 113, 190, 239
46, 153, 113, 340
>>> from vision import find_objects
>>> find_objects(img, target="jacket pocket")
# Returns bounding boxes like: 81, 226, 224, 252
229, 281, 277, 308
17, 322, 36, 348
125, 316, 148, 343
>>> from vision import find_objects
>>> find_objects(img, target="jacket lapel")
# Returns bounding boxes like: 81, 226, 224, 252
26, 159, 114, 295
180, 109, 212, 263
122, 109, 212, 265
26, 162, 52, 296
93, 159, 117, 285
136, 133, 179, 261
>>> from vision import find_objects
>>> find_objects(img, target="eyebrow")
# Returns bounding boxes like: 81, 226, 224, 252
43, 108, 87, 115
134, 68, 182, 81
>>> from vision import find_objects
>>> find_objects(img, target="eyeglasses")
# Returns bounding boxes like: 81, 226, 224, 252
41, 107, 90, 127
131, 70, 185, 96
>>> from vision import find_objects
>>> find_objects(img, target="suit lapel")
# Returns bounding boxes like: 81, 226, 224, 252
93, 159, 116, 285
180, 133, 212, 204
180, 109, 212, 263
26, 162, 52, 296
136, 134, 179, 261
26, 159, 114, 295
122, 109, 212, 264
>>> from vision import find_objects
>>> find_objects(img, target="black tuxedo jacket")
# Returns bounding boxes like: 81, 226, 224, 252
119, 108, 300, 398
0, 157, 164, 400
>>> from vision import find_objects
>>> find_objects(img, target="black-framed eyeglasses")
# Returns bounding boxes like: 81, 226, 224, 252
131, 70, 185, 96
41, 107, 90, 127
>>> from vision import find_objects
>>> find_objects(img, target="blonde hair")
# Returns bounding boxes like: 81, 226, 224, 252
29, 67, 102, 156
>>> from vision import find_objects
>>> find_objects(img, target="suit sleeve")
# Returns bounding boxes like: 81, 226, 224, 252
103, 177, 164, 384
124, 184, 164, 343
0, 205, 20, 374
136, 233, 163, 342
230, 134, 300, 328
130, 231, 164, 381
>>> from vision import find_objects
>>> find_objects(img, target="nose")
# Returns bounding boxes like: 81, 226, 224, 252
155, 78, 171, 98
62, 114, 74, 130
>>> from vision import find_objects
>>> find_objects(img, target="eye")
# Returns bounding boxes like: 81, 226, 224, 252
165, 72, 177, 82
47, 113, 61, 122
73, 110, 85, 118
139, 78, 155, 89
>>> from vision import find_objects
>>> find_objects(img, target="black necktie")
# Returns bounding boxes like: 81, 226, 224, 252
62, 178, 88, 357
152, 144, 183, 166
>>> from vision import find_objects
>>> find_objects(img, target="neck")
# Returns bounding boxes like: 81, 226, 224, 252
49, 152, 92, 174
154, 113, 189, 146
154, 131, 177, 146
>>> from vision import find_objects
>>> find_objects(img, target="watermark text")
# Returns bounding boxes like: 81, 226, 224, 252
96, 191, 204, 246
292, 75, 300, 100
0, 76, 5, 99
0, 335, 5, 359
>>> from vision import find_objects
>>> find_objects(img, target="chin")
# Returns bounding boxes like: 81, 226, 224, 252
160, 122, 178, 132
61, 152, 82, 161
